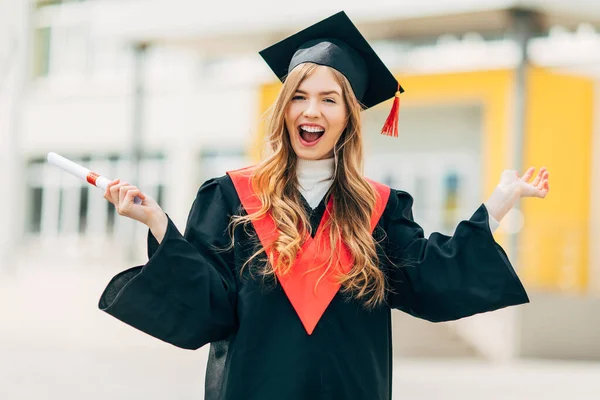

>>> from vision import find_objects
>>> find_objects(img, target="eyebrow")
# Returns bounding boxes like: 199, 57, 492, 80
295, 89, 342, 97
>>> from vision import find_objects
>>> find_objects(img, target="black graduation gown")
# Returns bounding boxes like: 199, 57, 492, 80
98, 174, 529, 400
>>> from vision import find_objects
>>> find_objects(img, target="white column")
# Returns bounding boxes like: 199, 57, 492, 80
165, 140, 199, 232
40, 165, 61, 239
59, 179, 82, 236
112, 157, 136, 244
87, 158, 112, 235
0, 0, 30, 268
589, 82, 600, 294
163, 79, 203, 233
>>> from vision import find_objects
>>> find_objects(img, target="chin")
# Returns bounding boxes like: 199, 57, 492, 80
294, 147, 325, 161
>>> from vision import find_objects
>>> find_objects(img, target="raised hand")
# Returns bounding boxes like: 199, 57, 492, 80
498, 167, 550, 199
484, 166, 550, 222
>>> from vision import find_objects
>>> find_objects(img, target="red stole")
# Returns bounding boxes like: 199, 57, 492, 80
227, 166, 391, 335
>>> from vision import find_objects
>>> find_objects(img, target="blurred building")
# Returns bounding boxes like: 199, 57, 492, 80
2, 0, 600, 363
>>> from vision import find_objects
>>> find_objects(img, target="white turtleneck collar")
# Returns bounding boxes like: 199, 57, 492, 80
296, 157, 335, 209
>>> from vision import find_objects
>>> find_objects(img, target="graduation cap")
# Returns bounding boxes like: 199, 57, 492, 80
259, 11, 405, 137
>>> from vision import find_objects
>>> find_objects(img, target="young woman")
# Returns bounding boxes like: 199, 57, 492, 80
99, 11, 549, 400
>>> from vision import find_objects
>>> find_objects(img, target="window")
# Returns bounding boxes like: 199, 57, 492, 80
365, 153, 479, 237
35, 0, 87, 9
32, 0, 91, 79
198, 149, 250, 184
32, 26, 51, 77
28, 187, 44, 234
25, 154, 167, 238
363, 103, 483, 236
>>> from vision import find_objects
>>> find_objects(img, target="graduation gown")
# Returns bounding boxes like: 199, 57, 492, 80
98, 173, 529, 400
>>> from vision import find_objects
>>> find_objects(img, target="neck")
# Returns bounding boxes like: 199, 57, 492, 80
296, 157, 335, 177
296, 157, 335, 208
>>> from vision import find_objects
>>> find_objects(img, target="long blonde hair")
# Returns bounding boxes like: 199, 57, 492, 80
230, 63, 386, 308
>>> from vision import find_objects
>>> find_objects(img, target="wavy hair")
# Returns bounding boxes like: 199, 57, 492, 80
229, 63, 386, 308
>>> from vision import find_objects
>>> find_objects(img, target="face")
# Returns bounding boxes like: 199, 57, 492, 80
285, 66, 348, 160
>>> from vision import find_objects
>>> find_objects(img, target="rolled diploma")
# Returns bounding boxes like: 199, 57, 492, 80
47, 152, 142, 205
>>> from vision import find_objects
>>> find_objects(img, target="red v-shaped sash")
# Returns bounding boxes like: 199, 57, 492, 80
227, 166, 391, 335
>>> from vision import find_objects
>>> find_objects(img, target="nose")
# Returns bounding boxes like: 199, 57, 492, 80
302, 99, 320, 118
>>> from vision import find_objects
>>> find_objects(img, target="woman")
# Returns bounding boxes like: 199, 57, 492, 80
99, 11, 549, 400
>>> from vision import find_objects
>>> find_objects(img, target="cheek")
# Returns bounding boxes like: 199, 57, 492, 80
329, 110, 347, 137
285, 107, 298, 133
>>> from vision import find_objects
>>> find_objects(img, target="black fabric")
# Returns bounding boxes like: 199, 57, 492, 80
259, 11, 404, 109
299, 193, 328, 238
99, 174, 529, 400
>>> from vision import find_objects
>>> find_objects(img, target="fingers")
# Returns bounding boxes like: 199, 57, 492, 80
104, 179, 146, 214
534, 175, 550, 199
110, 181, 129, 205
126, 188, 143, 202
122, 186, 145, 204
537, 171, 549, 189
119, 185, 148, 211
521, 166, 549, 190
516, 166, 550, 199
118, 185, 137, 206
104, 179, 120, 204
535, 168, 549, 191
520, 166, 536, 182
531, 168, 542, 186
540, 176, 550, 196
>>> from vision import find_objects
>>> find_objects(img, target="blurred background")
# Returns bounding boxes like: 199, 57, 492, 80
1, 0, 600, 399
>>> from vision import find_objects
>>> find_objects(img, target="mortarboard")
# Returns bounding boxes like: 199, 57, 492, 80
259, 11, 404, 137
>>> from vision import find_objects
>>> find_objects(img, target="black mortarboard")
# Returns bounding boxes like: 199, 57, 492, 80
259, 11, 405, 136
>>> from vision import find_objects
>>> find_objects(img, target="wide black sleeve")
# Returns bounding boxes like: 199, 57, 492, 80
98, 177, 237, 350
382, 188, 529, 322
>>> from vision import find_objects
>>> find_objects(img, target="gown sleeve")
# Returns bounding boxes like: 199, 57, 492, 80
382, 189, 529, 322
98, 178, 237, 350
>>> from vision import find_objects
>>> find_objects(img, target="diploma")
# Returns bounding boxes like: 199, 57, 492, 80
47, 152, 142, 205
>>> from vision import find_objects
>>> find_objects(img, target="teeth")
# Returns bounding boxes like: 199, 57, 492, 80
300, 126, 325, 133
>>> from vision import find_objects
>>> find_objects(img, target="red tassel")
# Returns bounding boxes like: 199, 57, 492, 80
381, 86, 401, 137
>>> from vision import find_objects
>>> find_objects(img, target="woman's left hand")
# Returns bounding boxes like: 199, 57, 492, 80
498, 166, 550, 199
484, 166, 550, 222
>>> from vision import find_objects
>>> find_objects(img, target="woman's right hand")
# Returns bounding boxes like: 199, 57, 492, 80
104, 179, 165, 228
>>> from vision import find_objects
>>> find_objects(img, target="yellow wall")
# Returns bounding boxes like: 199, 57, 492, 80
251, 82, 282, 161
255, 67, 593, 292
520, 67, 593, 292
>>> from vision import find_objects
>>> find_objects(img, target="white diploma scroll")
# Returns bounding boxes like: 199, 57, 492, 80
47, 152, 142, 205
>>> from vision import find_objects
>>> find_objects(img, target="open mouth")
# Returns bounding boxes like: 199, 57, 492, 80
298, 125, 325, 146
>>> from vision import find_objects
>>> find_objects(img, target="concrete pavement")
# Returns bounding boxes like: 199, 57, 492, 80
2, 262, 599, 399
